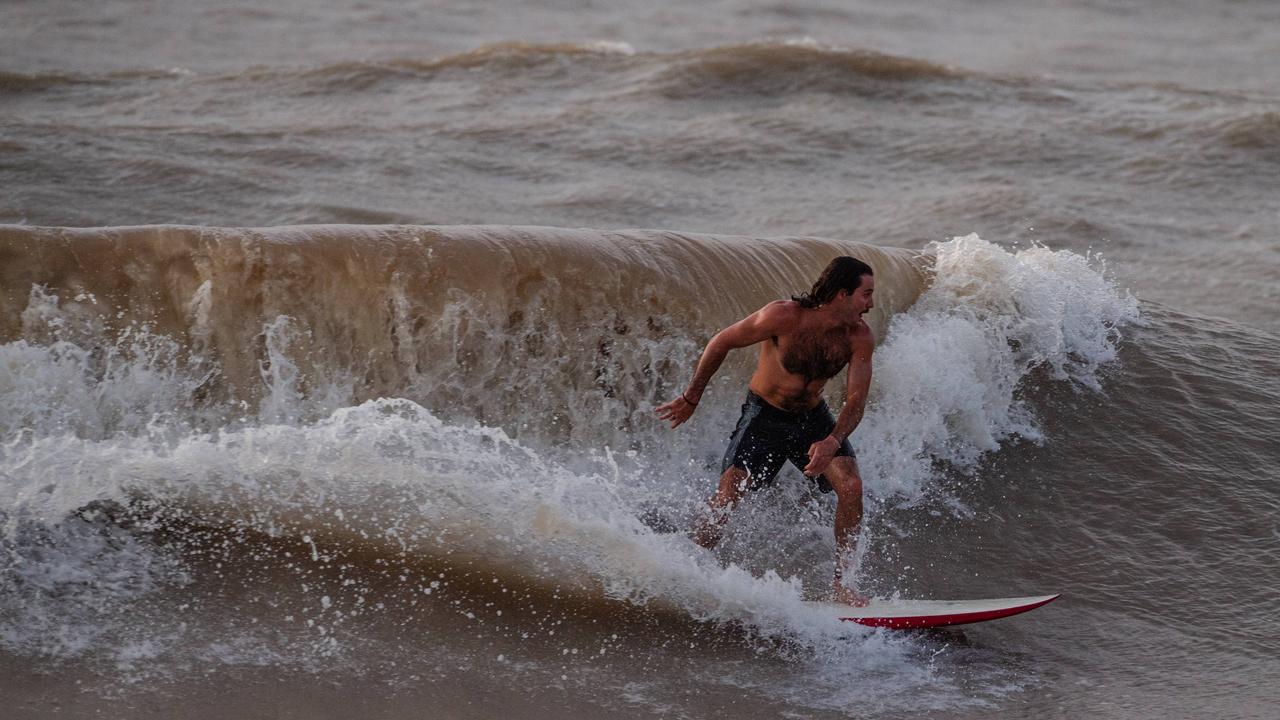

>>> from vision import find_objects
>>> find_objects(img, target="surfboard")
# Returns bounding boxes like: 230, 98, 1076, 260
809, 594, 1060, 629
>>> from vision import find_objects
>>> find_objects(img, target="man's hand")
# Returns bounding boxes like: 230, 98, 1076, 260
804, 435, 841, 477
654, 394, 699, 429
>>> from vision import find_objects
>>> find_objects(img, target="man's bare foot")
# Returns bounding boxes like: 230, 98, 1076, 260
690, 520, 720, 550
690, 531, 714, 549
832, 581, 870, 607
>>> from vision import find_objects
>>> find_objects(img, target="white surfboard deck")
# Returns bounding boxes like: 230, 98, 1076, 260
808, 594, 1060, 629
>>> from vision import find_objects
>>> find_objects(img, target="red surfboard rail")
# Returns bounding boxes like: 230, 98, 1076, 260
831, 594, 1061, 629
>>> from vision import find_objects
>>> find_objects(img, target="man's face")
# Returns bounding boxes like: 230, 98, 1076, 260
844, 275, 875, 317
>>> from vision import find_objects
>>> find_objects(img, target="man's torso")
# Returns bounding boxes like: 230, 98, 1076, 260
748, 306, 857, 412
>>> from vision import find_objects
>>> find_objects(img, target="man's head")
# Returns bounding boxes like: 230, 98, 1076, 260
794, 256, 875, 313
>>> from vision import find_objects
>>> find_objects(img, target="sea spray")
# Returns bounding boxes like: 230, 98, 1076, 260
856, 234, 1140, 501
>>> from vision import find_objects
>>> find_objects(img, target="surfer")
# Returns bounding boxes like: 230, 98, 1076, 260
655, 256, 875, 607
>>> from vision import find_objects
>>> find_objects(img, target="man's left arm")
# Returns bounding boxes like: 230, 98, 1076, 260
831, 328, 874, 444
804, 328, 874, 476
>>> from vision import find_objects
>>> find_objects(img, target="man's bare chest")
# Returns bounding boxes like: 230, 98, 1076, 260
772, 328, 851, 382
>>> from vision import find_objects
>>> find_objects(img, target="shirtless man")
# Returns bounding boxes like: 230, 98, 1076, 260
655, 256, 875, 606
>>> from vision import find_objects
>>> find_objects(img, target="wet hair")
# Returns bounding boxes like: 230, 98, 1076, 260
792, 256, 874, 309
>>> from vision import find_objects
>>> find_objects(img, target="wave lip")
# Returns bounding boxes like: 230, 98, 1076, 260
650, 40, 963, 100
236, 40, 642, 91
0, 223, 930, 447
0, 67, 193, 93
3, 40, 963, 99
1214, 110, 1280, 152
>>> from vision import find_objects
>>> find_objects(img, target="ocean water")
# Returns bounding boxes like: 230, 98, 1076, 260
2, 2, 1278, 718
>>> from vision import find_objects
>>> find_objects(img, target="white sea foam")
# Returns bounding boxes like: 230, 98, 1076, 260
1, 394, 972, 705
857, 234, 1139, 500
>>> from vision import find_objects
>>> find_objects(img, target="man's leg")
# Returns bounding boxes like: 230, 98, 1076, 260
822, 456, 868, 606
693, 465, 750, 549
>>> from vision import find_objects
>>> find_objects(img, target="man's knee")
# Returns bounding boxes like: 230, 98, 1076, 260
824, 457, 862, 497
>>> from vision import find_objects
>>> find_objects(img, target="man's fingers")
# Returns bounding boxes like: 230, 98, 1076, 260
655, 400, 689, 428
655, 397, 697, 430
804, 448, 831, 476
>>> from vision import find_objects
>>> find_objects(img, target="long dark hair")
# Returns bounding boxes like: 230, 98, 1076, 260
792, 256, 874, 309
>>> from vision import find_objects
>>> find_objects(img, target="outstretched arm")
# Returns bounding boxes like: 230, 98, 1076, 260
655, 302, 789, 429
803, 326, 874, 475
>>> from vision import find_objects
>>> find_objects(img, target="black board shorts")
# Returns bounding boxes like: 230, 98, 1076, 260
720, 390, 855, 493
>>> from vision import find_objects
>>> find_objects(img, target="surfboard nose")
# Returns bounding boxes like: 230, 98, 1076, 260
816, 593, 1061, 629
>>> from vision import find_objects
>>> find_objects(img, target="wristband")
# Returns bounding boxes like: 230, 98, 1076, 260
681, 392, 698, 406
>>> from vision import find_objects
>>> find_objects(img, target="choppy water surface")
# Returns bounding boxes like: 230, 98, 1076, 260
2, 2, 1278, 719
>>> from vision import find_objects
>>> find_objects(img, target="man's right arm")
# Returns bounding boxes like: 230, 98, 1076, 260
655, 302, 790, 428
